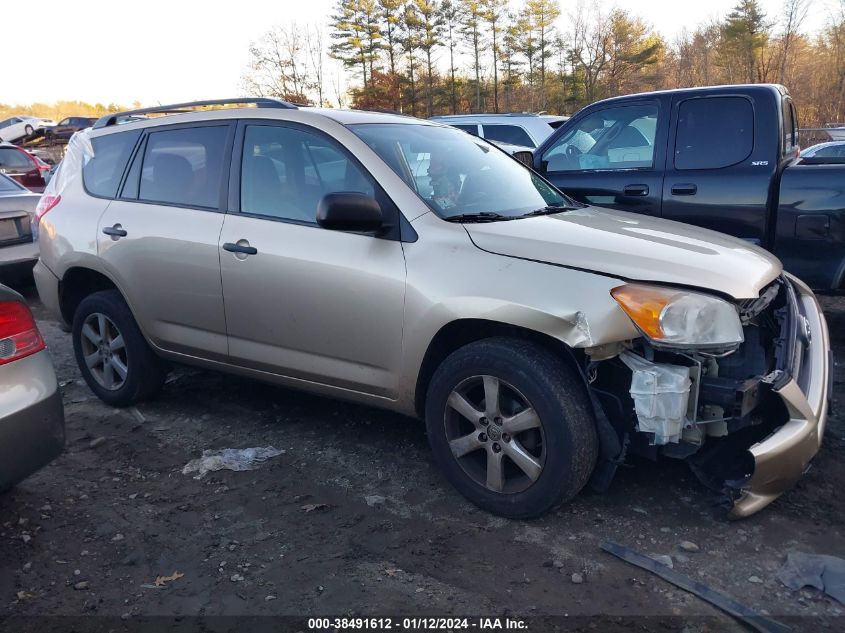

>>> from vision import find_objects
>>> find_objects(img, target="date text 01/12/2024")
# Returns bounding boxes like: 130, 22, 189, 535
307, 617, 528, 630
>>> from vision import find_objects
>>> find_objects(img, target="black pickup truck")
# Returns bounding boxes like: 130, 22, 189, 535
528, 84, 845, 291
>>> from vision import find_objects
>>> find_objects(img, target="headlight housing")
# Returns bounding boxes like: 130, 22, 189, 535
611, 284, 744, 349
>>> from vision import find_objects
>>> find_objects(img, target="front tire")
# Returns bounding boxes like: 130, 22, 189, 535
425, 338, 598, 519
72, 290, 166, 407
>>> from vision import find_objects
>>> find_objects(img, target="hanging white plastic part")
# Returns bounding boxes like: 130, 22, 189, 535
44, 127, 95, 198
620, 351, 692, 445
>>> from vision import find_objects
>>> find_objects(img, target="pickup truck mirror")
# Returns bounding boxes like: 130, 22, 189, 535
316, 192, 384, 233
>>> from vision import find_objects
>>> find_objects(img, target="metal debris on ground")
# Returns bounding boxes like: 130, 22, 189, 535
777, 551, 845, 605
601, 541, 791, 633
182, 446, 285, 479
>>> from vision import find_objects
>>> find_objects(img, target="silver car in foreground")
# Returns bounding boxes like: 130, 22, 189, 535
0, 284, 64, 490
34, 98, 829, 519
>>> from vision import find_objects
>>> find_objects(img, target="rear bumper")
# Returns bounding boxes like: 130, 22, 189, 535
0, 240, 38, 268
729, 275, 830, 518
0, 350, 65, 490
33, 259, 64, 325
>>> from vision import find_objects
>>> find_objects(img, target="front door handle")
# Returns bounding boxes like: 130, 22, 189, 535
102, 224, 127, 238
671, 183, 698, 196
222, 241, 258, 256
623, 184, 649, 196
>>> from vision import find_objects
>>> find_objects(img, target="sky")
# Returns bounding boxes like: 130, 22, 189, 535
1, 0, 840, 107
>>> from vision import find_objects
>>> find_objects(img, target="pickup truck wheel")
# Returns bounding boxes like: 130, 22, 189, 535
425, 338, 598, 518
72, 290, 166, 407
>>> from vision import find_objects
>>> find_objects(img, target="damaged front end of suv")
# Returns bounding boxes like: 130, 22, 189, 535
586, 273, 830, 518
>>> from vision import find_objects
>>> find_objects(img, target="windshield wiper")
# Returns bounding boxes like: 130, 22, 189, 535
444, 212, 513, 223
516, 205, 577, 218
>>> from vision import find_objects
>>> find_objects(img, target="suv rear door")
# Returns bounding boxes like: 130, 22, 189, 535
95, 122, 234, 361
536, 99, 666, 216
218, 120, 406, 397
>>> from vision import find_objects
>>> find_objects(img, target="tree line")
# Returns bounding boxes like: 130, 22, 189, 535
243, 0, 845, 127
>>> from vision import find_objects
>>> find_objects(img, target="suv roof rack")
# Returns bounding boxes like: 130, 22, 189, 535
93, 97, 298, 129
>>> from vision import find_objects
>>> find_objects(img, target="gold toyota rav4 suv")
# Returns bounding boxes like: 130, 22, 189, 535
33, 99, 830, 519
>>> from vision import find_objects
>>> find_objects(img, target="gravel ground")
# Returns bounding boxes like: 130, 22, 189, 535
1, 283, 843, 631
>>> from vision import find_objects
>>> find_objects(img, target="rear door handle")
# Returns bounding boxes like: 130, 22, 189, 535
623, 184, 649, 196
671, 183, 698, 196
102, 224, 127, 238
222, 241, 258, 256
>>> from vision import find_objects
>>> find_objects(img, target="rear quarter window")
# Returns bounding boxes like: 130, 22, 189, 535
83, 130, 141, 198
482, 124, 535, 148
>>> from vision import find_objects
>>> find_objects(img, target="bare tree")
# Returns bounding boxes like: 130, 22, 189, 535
305, 26, 325, 106
778, 0, 810, 83
570, 4, 612, 102
242, 24, 320, 103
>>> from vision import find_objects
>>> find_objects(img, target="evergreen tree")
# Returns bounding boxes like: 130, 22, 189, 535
481, 0, 507, 112
329, 0, 382, 89
722, 0, 772, 83
441, 0, 461, 114
460, 1, 485, 111
415, 0, 445, 117
525, 0, 561, 108
378, 0, 404, 109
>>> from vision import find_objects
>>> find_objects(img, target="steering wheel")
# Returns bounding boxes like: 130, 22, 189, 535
566, 144, 583, 159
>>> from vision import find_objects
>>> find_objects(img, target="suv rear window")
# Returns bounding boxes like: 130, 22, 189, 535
0, 148, 33, 170
674, 97, 754, 170
482, 124, 535, 148
139, 126, 228, 209
83, 130, 141, 198
0, 173, 24, 191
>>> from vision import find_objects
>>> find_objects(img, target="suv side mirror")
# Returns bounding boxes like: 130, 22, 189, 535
317, 192, 383, 232
512, 151, 534, 169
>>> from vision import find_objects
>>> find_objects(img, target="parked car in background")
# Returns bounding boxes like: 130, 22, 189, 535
526, 84, 845, 291
0, 173, 40, 276
0, 116, 56, 142
0, 283, 64, 491
800, 141, 845, 159
0, 143, 48, 192
33, 98, 829, 520
429, 113, 568, 148
45, 117, 98, 142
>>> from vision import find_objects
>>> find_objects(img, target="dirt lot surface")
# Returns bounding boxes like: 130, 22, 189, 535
2, 283, 844, 631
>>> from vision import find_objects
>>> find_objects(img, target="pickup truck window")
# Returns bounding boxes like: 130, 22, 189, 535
675, 97, 754, 170
541, 105, 658, 172
783, 98, 798, 157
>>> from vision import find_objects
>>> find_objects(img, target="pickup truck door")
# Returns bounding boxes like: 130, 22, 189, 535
535, 99, 666, 217
661, 94, 775, 245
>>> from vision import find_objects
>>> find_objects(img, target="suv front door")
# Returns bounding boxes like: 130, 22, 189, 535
97, 122, 234, 361
536, 101, 666, 217
218, 121, 406, 398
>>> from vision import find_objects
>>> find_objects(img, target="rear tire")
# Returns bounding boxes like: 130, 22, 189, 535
425, 338, 598, 519
72, 290, 166, 407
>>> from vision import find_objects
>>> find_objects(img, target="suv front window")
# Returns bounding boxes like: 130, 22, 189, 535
350, 123, 570, 220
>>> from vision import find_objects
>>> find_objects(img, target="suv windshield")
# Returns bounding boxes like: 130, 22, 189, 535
350, 123, 571, 220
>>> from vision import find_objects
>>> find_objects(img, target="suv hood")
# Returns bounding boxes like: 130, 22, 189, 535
465, 206, 781, 299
